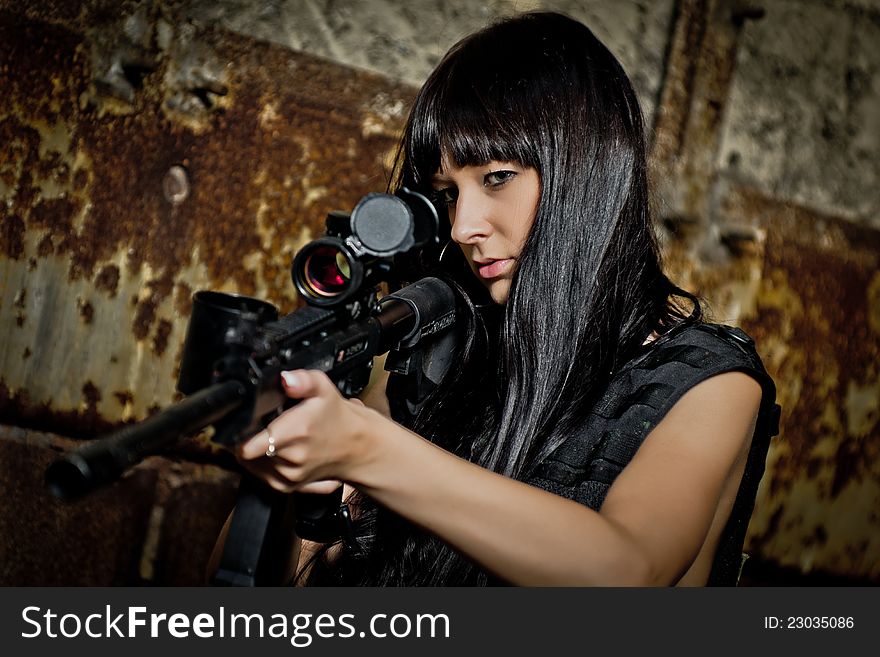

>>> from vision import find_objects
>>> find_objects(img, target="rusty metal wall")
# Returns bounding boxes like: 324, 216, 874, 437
651, 0, 880, 581
0, 3, 411, 432
0, 1, 412, 584
0, 0, 878, 584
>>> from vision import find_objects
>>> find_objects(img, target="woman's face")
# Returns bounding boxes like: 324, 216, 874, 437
431, 157, 541, 304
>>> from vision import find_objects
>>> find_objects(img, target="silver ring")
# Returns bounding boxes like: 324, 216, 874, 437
264, 427, 277, 458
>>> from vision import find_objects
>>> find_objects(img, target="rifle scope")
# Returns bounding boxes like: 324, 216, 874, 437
292, 188, 438, 307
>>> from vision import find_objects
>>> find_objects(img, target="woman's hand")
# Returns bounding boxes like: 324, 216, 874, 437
235, 370, 376, 493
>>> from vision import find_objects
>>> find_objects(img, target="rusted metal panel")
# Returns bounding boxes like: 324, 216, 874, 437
721, 184, 880, 580
650, 0, 710, 167
650, 0, 763, 223
662, 182, 880, 581
0, 425, 157, 585
651, 0, 879, 581
0, 424, 237, 585
0, 6, 414, 438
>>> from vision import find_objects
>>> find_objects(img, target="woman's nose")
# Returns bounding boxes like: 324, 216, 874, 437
450, 192, 493, 245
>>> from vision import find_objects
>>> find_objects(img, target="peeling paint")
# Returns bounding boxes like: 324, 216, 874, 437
0, 6, 412, 441
845, 380, 880, 439
76, 297, 95, 324
712, 185, 880, 579
94, 263, 120, 297
868, 271, 880, 335
648, 0, 880, 581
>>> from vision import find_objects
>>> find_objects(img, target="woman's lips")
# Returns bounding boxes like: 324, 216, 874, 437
476, 258, 513, 279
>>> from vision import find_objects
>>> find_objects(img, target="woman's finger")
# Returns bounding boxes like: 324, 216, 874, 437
281, 369, 337, 400
238, 458, 298, 493
237, 427, 277, 461
296, 479, 344, 495
240, 453, 319, 488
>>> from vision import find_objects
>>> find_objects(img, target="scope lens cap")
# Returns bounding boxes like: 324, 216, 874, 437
351, 193, 413, 256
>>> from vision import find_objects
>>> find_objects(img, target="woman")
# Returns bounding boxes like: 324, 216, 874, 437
227, 11, 778, 586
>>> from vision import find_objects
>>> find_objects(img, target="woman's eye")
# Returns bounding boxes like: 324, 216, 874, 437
484, 170, 517, 187
432, 187, 458, 207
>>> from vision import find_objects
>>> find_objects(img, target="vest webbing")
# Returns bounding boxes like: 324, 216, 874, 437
526, 323, 780, 586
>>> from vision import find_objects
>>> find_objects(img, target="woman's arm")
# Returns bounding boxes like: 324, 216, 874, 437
237, 369, 762, 586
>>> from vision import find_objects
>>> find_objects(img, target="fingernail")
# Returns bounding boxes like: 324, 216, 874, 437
281, 370, 300, 387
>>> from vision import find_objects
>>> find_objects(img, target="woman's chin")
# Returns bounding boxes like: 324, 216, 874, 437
486, 279, 512, 305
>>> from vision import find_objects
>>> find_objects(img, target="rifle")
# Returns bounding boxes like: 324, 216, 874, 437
45, 187, 457, 586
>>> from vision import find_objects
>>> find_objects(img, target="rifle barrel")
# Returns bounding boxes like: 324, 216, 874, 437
46, 380, 247, 500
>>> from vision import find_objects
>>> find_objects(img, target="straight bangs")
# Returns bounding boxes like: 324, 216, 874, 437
402, 39, 542, 189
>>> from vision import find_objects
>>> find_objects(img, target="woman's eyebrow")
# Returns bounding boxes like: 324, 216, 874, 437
430, 172, 452, 185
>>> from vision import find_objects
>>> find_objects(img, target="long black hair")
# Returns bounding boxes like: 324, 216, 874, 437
301, 11, 699, 586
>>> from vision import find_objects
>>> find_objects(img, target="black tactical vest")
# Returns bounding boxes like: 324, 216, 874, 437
525, 323, 780, 585
387, 322, 780, 586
